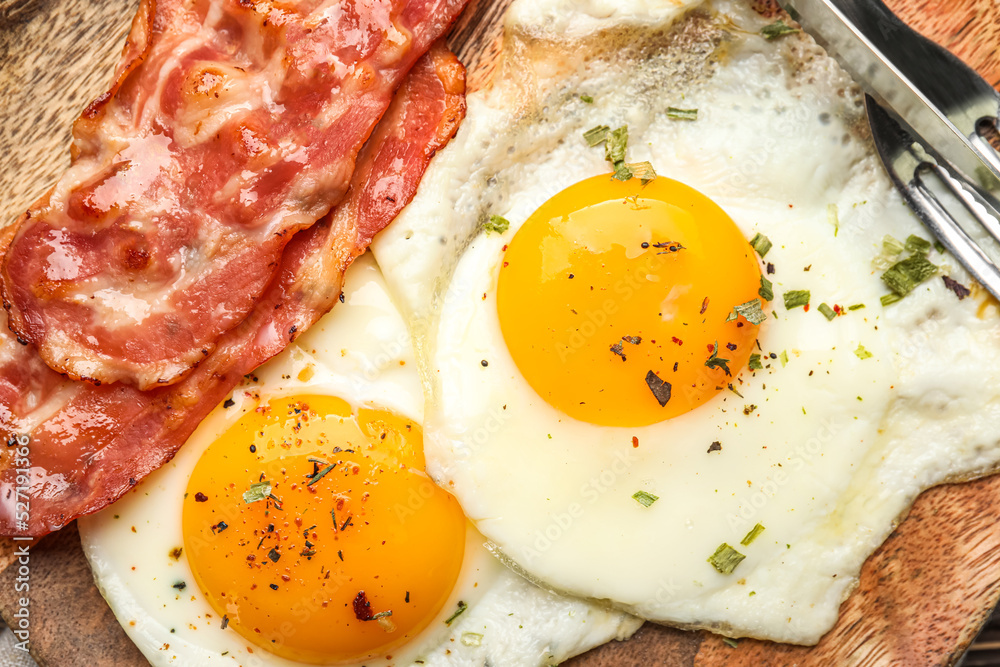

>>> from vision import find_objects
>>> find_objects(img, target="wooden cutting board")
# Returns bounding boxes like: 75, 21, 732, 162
2, 0, 1000, 665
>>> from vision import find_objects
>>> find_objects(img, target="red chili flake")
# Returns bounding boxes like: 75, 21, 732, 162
632, 436, 639, 448
833, 304, 842, 314
671, 337, 683, 346
353, 591, 374, 621
700, 297, 709, 314
194, 492, 208, 502
706, 343, 715, 352
803, 303, 810, 312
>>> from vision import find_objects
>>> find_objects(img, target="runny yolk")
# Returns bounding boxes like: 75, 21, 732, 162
496, 175, 764, 427
182, 395, 466, 665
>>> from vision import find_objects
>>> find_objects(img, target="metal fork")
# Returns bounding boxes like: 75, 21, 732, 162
868, 97, 1000, 301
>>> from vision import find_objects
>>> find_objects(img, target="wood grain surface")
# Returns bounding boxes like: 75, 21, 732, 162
2, 0, 1000, 666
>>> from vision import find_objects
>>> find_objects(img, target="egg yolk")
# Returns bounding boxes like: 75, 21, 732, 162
182, 395, 466, 665
496, 175, 764, 427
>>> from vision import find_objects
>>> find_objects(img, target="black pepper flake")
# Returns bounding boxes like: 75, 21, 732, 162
726, 342, 737, 351
943, 275, 971, 300
339, 292, 345, 303
268, 523, 275, 532
267, 548, 281, 563
353, 591, 374, 621
641, 242, 650, 249
223, 398, 235, 408
270, 583, 279, 590
568, 273, 575, 279
673, 362, 679, 372
172, 581, 187, 590
194, 492, 208, 503
211, 521, 229, 534
481, 359, 489, 367
708, 441, 722, 453
610, 341, 626, 361
645, 371, 672, 407
338, 550, 344, 561
700, 297, 709, 314
769, 352, 777, 359
221, 615, 229, 630
652, 241, 685, 254
767, 263, 775, 274
405, 591, 410, 603
250, 444, 257, 453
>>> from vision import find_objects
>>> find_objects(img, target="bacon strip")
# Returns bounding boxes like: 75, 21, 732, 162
1, 0, 467, 390
0, 41, 466, 538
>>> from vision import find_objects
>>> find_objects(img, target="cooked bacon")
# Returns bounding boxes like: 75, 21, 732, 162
0, 41, 466, 538
1, 0, 468, 390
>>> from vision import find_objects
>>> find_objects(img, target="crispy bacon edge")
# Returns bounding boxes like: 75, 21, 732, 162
0, 41, 466, 538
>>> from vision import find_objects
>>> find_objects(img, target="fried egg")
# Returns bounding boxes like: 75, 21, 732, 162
78, 253, 641, 666
370, 0, 1000, 646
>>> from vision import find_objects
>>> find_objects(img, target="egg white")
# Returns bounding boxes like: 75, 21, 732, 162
371, 0, 1000, 646
78, 253, 641, 666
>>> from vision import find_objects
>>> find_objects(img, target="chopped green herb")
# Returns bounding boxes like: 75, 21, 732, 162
827, 203, 839, 236
723, 637, 740, 648
854, 344, 873, 360
779, 350, 789, 367
740, 523, 766, 546
583, 125, 610, 147
604, 126, 629, 165
848, 303, 866, 311
748, 353, 763, 370
707, 543, 746, 574
580, 94, 594, 104
882, 235, 905, 256
461, 632, 484, 647
749, 233, 772, 257
783, 290, 810, 310
817, 303, 836, 321
666, 107, 698, 121
612, 162, 633, 181
934, 240, 946, 254
758, 275, 774, 302
484, 214, 510, 235
705, 341, 732, 376
307, 464, 335, 486
880, 293, 903, 307
731, 298, 767, 325
243, 481, 271, 504
761, 19, 799, 40
881, 254, 938, 297
445, 601, 468, 625
632, 490, 659, 508
627, 161, 657, 184
904, 234, 932, 255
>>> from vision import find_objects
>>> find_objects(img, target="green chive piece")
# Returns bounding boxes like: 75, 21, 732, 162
848, 303, 866, 311
583, 125, 610, 147
723, 637, 740, 648
779, 350, 789, 367
881, 254, 938, 296
749, 233, 772, 257
580, 94, 594, 104
484, 214, 510, 235
905, 234, 932, 255
882, 235, 905, 256
758, 275, 774, 302
307, 464, 335, 486
243, 481, 272, 504
445, 601, 468, 625
732, 298, 767, 325
934, 240, 946, 254
666, 107, 698, 121
761, 19, 800, 40
854, 344, 873, 360
880, 293, 903, 307
783, 290, 810, 310
627, 161, 657, 184
708, 543, 746, 574
612, 162, 633, 181
740, 523, 766, 546
827, 203, 839, 236
604, 126, 629, 165
748, 353, 763, 370
632, 490, 659, 508
817, 303, 836, 321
